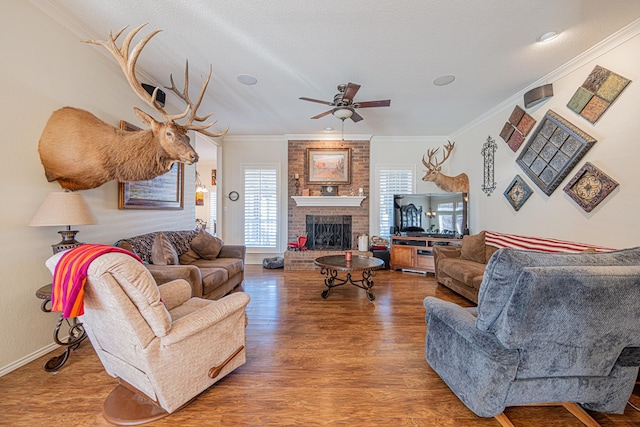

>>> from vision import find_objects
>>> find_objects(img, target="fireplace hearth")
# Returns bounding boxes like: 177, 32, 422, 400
306, 215, 352, 250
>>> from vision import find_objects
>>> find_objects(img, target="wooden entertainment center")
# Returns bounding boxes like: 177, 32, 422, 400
390, 235, 462, 273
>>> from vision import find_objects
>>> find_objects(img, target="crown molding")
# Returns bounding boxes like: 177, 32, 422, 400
285, 133, 373, 141
450, 17, 640, 140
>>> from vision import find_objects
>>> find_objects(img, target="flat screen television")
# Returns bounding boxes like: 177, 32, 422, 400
392, 192, 468, 237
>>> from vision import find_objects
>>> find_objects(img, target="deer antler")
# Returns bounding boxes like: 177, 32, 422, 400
423, 141, 455, 171
82, 24, 190, 122
167, 61, 229, 137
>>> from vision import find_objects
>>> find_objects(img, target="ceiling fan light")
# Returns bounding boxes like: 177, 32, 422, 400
333, 108, 353, 120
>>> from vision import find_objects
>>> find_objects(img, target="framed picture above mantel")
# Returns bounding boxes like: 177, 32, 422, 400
306, 148, 351, 184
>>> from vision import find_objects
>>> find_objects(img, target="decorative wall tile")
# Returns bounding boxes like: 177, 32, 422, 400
504, 175, 533, 211
499, 105, 537, 152
567, 65, 631, 124
516, 110, 596, 196
563, 162, 618, 212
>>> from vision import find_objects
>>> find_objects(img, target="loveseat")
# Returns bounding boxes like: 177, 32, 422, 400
116, 230, 245, 300
433, 230, 611, 303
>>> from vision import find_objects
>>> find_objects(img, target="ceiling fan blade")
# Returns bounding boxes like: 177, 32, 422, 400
299, 97, 334, 106
342, 83, 361, 101
356, 99, 391, 108
311, 109, 334, 119
350, 110, 364, 122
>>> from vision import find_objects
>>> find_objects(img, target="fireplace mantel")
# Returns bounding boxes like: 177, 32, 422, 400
291, 196, 366, 207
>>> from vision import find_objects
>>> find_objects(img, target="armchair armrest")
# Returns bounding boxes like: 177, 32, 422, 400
158, 279, 192, 311
218, 244, 246, 260
145, 264, 203, 299
424, 297, 518, 364
162, 292, 250, 346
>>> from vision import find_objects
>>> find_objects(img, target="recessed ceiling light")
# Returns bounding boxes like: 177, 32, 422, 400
237, 74, 257, 85
324, 127, 334, 132
537, 31, 558, 43
433, 74, 456, 86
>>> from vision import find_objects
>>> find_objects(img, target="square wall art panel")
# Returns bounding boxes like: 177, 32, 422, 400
563, 162, 618, 212
499, 105, 536, 152
567, 65, 631, 124
504, 175, 533, 211
516, 110, 596, 196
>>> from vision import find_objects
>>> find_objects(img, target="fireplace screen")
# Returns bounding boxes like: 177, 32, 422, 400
306, 215, 352, 250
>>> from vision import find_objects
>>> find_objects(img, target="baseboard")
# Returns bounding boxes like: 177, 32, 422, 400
0, 342, 60, 377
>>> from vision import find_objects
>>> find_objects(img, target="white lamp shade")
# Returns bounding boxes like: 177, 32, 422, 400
29, 192, 98, 227
333, 108, 353, 120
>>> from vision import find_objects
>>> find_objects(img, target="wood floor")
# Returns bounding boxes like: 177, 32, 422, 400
1, 265, 639, 426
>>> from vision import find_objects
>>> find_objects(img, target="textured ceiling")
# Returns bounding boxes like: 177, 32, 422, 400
33, 0, 640, 137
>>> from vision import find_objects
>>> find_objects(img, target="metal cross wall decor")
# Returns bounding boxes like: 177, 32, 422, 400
481, 135, 497, 196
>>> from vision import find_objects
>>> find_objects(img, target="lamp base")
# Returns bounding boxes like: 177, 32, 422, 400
52, 230, 83, 254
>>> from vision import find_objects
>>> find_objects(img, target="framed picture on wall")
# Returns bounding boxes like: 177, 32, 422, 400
306, 148, 351, 184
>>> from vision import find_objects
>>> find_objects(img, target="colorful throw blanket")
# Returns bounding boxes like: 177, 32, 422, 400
484, 231, 614, 253
52, 244, 142, 319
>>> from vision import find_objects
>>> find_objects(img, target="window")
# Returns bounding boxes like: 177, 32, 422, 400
436, 199, 464, 234
378, 168, 413, 238
244, 167, 278, 248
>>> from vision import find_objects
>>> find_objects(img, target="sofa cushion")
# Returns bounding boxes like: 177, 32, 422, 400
199, 267, 229, 296
151, 232, 179, 265
460, 231, 486, 264
191, 258, 244, 278
179, 248, 201, 265
190, 230, 224, 260
439, 258, 486, 289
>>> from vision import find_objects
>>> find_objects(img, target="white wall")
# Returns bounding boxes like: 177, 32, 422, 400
450, 27, 640, 249
0, 2, 194, 373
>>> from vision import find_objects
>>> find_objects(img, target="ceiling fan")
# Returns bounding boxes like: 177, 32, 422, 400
299, 82, 391, 122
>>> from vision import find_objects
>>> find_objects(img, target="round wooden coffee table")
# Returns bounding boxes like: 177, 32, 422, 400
314, 255, 384, 301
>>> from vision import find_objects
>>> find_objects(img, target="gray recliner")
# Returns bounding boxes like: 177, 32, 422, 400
424, 247, 640, 426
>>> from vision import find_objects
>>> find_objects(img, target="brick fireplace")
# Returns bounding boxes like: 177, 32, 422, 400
286, 139, 370, 269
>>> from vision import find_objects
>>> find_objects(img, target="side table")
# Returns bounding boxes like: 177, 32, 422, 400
35, 284, 87, 372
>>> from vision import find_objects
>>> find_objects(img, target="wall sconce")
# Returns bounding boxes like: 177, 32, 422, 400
29, 191, 98, 254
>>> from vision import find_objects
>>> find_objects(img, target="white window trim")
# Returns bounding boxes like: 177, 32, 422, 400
242, 163, 281, 253
372, 164, 416, 238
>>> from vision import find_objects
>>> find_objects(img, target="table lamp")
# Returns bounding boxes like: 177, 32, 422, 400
29, 191, 98, 254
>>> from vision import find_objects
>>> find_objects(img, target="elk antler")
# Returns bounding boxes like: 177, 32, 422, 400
167, 61, 229, 137
423, 140, 456, 171
82, 23, 190, 122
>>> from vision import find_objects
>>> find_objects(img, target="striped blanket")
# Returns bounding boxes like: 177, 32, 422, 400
52, 244, 142, 319
484, 231, 614, 253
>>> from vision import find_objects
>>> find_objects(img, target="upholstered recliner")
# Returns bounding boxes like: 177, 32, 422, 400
424, 247, 640, 426
47, 250, 250, 425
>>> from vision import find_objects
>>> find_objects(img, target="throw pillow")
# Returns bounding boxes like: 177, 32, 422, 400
189, 230, 224, 260
460, 231, 486, 264
151, 232, 179, 265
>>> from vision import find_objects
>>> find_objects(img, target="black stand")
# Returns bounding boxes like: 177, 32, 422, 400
35, 284, 87, 372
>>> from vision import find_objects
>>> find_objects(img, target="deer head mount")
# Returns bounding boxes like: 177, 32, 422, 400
38, 23, 228, 191
422, 141, 470, 193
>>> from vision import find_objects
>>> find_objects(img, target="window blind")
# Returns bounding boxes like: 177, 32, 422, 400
244, 168, 278, 247
379, 169, 413, 238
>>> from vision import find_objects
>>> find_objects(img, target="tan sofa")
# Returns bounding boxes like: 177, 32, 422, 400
433, 231, 498, 304
433, 230, 608, 303
116, 230, 245, 300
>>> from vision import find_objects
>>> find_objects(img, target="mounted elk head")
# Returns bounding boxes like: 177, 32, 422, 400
422, 141, 469, 193
38, 24, 228, 191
